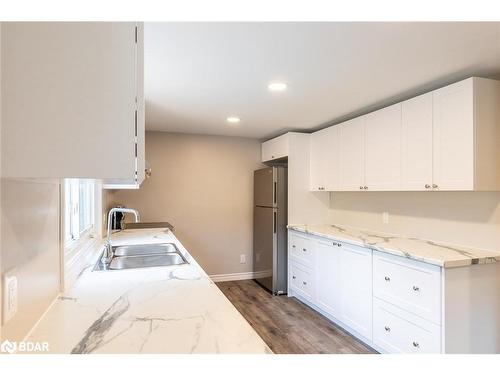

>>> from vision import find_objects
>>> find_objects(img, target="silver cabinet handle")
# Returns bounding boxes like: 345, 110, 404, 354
359, 186, 363, 190
364, 186, 368, 190
292, 245, 296, 248
432, 184, 438, 189
384, 326, 391, 332
384, 276, 390, 282
413, 286, 420, 292
425, 184, 431, 189
412, 342, 420, 348
292, 275, 296, 279
302, 281, 307, 285
302, 248, 307, 252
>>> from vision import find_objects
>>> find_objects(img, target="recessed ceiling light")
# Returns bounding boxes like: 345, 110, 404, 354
268, 82, 287, 92
226, 116, 241, 124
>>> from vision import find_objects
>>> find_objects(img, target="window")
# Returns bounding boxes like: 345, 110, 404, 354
64, 179, 95, 244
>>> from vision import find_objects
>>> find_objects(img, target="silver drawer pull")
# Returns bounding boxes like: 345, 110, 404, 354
302, 248, 307, 252
412, 286, 420, 292
292, 275, 296, 279
384, 276, 390, 282
302, 281, 307, 285
384, 326, 391, 332
412, 341, 420, 348
292, 245, 296, 248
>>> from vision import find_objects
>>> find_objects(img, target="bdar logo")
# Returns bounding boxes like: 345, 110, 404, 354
1, 340, 17, 354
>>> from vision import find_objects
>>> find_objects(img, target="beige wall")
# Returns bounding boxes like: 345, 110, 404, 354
1, 178, 60, 341
112, 132, 263, 276
329, 191, 500, 251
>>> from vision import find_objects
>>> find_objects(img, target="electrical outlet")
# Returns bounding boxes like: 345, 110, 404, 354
382, 212, 389, 224
240, 254, 246, 264
3, 269, 18, 323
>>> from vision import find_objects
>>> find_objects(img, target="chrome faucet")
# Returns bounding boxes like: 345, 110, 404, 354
102, 207, 141, 264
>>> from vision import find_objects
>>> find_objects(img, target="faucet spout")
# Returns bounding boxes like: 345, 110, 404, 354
102, 207, 141, 264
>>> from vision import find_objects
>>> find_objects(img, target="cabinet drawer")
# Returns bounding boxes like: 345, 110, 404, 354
289, 261, 314, 300
289, 232, 314, 267
373, 251, 441, 324
373, 298, 441, 353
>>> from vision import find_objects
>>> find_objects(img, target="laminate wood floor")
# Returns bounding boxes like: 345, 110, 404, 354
217, 279, 376, 354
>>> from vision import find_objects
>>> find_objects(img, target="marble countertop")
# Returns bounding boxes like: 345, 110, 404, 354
26, 228, 271, 354
288, 224, 500, 268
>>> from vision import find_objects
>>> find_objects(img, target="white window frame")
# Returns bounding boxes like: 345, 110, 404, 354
64, 179, 95, 246
62, 179, 103, 292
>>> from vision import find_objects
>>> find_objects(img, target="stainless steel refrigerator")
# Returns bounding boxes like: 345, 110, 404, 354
253, 166, 287, 295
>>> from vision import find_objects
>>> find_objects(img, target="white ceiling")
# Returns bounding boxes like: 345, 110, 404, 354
145, 22, 500, 140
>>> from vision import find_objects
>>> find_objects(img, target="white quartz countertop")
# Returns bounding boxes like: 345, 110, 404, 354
26, 228, 271, 354
288, 224, 500, 268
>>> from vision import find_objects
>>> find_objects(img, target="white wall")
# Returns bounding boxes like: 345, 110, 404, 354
329, 191, 500, 251
111, 131, 263, 276
1, 179, 60, 341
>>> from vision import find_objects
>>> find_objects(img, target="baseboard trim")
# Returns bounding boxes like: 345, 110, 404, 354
210, 271, 255, 282
210, 270, 275, 283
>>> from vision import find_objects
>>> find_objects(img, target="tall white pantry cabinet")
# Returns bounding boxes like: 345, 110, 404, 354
1, 22, 145, 187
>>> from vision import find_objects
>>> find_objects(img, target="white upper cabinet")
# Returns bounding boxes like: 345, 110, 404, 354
307, 77, 500, 192
1, 22, 145, 185
364, 104, 402, 191
432, 79, 474, 190
261, 133, 289, 162
309, 126, 340, 191
401, 93, 434, 190
339, 117, 365, 191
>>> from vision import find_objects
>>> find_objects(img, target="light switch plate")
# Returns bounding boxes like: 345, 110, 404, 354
3, 269, 18, 324
240, 254, 246, 264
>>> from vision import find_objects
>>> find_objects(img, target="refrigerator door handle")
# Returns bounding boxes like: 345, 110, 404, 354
273, 211, 277, 233
273, 181, 277, 205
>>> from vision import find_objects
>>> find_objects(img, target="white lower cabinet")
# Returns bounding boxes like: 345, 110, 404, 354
373, 298, 441, 354
288, 230, 443, 353
315, 239, 341, 317
289, 261, 314, 301
373, 251, 441, 324
339, 243, 373, 341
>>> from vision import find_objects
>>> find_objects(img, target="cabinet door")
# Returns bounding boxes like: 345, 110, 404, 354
2, 22, 140, 179
309, 126, 340, 191
432, 79, 474, 190
364, 104, 402, 191
339, 117, 365, 191
262, 134, 289, 162
339, 243, 373, 341
401, 93, 433, 190
315, 239, 341, 318
309, 130, 325, 191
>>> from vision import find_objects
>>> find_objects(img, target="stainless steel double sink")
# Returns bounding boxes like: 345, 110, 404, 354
94, 243, 188, 271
